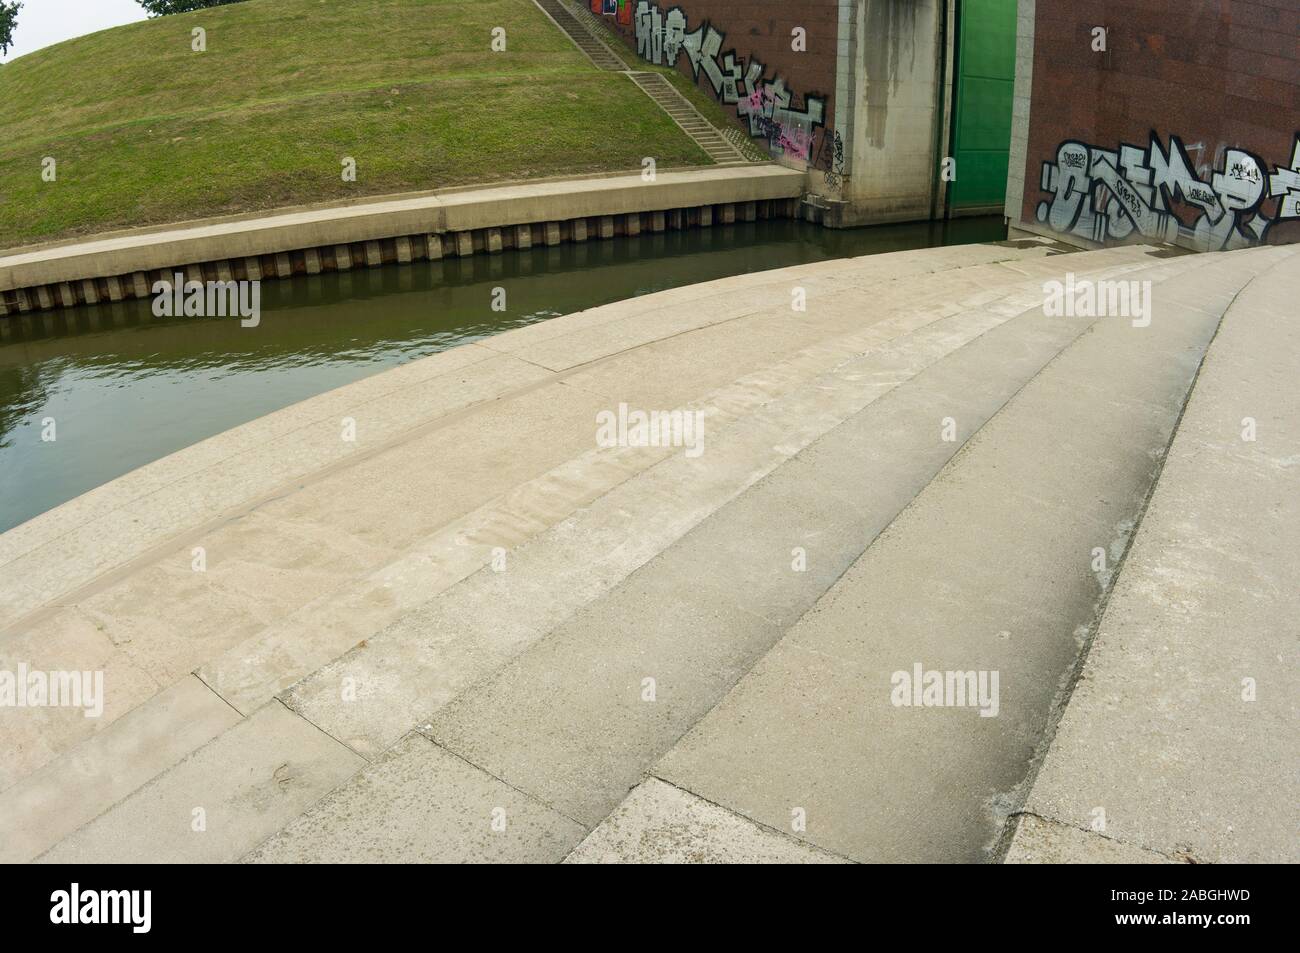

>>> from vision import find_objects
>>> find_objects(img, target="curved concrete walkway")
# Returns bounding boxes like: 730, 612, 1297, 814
3, 238, 1294, 863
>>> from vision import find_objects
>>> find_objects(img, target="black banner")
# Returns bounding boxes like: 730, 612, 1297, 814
4, 863, 1281, 939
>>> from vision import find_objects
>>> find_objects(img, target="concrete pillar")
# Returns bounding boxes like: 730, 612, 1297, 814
455, 232, 473, 257
719, 204, 736, 224
364, 241, 382, 267
598, 215, 615, 239
0, 297, 8, 317
334, 246, 353, 271
572, 218, 588, 242
741, 201, 757, 222
241, 259, 262, 282
57, 283, 76, 307
185, 264, 204, 285
273, 253, 292, 278
395, 237, 413, 263
37, 286, 54, 310
544, 221, 561, 246
625, 213, 641, 237
515, 225, 532, 250
426, 234, 444, 260
215, 261, 233, 282
106, 277, 124, 302
667, 209, 683, 230
80, 280, 100, 305
15, 289, 32, 312
829, 0, 945, 226
486, 227, 503, 253
304, 249, 323, 275
650, 211, 666, 233
699, 205, 714, 227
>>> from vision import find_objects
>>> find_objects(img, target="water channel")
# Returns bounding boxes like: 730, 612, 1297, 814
0, 216, 1006, 532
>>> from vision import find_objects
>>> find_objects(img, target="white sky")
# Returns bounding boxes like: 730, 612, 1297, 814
2, 0, 148, 63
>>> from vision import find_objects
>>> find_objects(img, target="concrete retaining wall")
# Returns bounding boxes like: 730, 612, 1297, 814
0, 167, 804, 317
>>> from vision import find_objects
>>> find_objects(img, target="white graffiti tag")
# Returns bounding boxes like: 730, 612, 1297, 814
633, 0, 826, 164
1037, 132, 1299, 252
1267, 136, 1300, 221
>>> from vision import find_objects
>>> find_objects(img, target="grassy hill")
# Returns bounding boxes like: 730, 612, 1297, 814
0, 0, 712, 249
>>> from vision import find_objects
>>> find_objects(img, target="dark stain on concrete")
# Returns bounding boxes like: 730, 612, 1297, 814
863, 0, 920, 147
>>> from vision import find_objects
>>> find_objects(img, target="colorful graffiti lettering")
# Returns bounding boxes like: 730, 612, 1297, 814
593, 0, 632, 27
1037, 133, 1300, 252
631, 0, 827, 166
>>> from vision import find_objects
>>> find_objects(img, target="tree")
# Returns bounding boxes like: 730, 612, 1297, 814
0, 1, 21, 59
136, 0, 247, 16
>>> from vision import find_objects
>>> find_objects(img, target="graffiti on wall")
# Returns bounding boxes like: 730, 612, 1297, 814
1037, 133, 1300, 252
628, 0, 827, 164
592, 0, 633, 26
816, 128, 845, 193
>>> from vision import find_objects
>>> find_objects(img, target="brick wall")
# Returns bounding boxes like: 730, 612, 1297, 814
1018, 0, 1300, 250
590, 0, 841, 171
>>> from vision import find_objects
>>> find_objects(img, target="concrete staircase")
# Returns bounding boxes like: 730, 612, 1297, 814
533, 0, 748, 164
533, 0, 626, 71
1003, 253, 1300, 865
4, 238, 1296, 864
627, 72, 746, 163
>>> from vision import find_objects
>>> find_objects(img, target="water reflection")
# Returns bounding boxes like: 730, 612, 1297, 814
0, 217, 1005, 531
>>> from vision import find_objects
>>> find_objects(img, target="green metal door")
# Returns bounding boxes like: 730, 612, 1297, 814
948, 0, 1016, 213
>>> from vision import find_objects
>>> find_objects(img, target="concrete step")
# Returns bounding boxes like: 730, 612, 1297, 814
13, 244, 1179, 863
39, 702, 364, 864
276, 248, 1171, 754
533, 0, 625, 71
1005, 246, 1300, 865
0, 240, 1064, 807
568, 244, 1292, 863
563, 777, 849, 863
6, 241, 1084, 862
624, 71, 746, 162
233, 253, 1211, 862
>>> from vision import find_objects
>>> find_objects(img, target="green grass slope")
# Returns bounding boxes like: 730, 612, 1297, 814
0, 0, 711, 249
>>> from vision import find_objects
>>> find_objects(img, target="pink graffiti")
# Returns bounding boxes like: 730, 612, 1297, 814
779, 128, 812, 161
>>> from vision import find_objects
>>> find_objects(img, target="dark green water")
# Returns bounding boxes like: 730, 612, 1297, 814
0, 216, 1005, 532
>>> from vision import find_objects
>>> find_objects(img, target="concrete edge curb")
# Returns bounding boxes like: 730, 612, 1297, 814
0, 167, 806, 315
